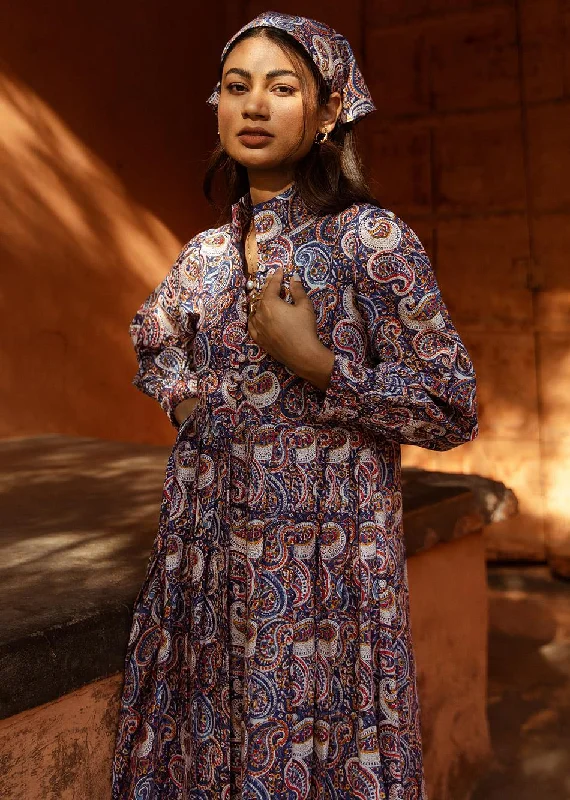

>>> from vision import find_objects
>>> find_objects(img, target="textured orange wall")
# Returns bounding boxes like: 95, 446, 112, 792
2, 1, 569, 570
0, 0, 226, 445
0, 675, 122, 799
359, 0, 570, 574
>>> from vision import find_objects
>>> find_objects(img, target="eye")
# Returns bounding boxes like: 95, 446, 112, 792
273, 85, 296, 96
226, 82, 248, 93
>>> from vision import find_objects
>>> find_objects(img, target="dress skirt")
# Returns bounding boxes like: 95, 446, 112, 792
111, 408, 426, 800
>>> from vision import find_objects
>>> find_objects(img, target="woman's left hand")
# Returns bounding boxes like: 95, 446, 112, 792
247, 267, 335, 391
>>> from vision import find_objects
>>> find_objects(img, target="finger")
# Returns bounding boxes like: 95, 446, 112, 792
262, 267, 283, 297
288, 272, 308, 304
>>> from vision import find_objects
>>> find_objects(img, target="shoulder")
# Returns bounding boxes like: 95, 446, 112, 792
177, 223, 233, 264
336, 203, 426, 256
170, 223, 234, 284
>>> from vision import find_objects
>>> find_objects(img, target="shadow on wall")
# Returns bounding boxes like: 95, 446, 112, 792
0, 0, 223, 445
0, 70, 183, 444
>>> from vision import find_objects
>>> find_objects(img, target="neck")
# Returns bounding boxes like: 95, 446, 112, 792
247, 169, 295, 206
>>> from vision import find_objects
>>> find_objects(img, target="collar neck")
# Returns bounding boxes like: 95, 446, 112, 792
230, 183, 311, 241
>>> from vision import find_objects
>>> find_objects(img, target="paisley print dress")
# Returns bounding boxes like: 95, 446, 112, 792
111, 184, 478, 800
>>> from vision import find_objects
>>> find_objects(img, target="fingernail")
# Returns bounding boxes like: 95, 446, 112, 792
291, 272, 302, 281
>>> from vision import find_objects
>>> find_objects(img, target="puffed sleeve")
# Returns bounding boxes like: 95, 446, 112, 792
313, 207, 478, 451
129, 239, 200, 427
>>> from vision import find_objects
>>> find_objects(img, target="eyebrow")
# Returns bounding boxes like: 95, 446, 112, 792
223, 67, 300, 81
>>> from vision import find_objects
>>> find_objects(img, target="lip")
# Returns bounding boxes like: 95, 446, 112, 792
237, 128, 274, 148
238, 127, 273, 136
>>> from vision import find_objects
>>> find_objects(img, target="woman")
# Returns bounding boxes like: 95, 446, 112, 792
112, 11, 478, 800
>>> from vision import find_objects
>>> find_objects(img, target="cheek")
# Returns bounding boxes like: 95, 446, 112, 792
217, 95, 240, 131
273, 102, 310, 140
283, 112, 317, 155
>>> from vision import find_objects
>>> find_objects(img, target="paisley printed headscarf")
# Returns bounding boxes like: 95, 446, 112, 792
207, 11, 376, 125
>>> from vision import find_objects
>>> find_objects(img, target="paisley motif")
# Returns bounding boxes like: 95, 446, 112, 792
256, 570, 287, 618
294, 241, 333, 287
165, 535, 183, 572
155, 345, 187, 375
113, 184, 477, 799
359, 211, 402, 253
201, 231, 231, 256
346, 757, 385, 800
136, 723, 154, 758
246, 719, 288, 773
285, 755, 311, 799
263, 237, 293, 273
249, 670, 279, 720
367, 254, 415, 297
132, 777, 154, 800
192, 694, 216, 740
167, 754, 185, 788
241, 370, 280, 408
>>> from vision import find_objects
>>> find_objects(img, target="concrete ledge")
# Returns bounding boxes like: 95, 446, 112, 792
403, 467, 518, 526
0, 435, 485, 721
0, 435, 493, 800
0, 435, 168, 720
409, 533, 490, 800
0, 533, 490, 800
0, 674, 123, 800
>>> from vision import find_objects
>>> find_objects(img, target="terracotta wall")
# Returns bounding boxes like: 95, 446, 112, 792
0, 0, 225, 445
359, 0, 570, 575
2, 1, 569, 569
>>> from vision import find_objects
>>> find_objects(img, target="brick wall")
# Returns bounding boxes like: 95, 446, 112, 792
360, 0, 570, 573
0, 0, 220, 445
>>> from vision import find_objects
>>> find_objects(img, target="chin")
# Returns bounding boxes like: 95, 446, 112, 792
229, 150, 286, 171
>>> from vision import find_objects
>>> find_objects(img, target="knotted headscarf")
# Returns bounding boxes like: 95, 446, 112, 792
207, 11, 376, 125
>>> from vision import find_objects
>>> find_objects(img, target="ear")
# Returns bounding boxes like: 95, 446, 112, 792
317, 91, 343, 134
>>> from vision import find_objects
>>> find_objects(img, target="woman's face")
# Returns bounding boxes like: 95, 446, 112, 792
217, 34, 320, 179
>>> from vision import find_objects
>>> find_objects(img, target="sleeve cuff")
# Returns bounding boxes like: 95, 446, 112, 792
310, 351, 366, 426
160, 377, 199, 427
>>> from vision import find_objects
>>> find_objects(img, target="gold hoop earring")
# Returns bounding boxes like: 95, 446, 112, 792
314, 129, 329, 145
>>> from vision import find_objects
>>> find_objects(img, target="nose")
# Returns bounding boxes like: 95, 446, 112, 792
242, 87, 269, 120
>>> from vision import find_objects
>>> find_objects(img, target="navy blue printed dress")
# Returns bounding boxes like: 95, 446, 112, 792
112, 184, 478, 800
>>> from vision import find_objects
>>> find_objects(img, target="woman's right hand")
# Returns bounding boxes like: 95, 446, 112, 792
173, 397, 199, 427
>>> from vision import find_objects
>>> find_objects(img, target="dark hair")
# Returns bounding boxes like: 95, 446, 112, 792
203, 26, 378, 221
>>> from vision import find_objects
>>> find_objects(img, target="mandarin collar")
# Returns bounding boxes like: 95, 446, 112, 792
230, 183, 313, 243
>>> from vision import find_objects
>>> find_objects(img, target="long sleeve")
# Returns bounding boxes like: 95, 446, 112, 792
129, 240, 200, 427
312, 208, 478, 451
